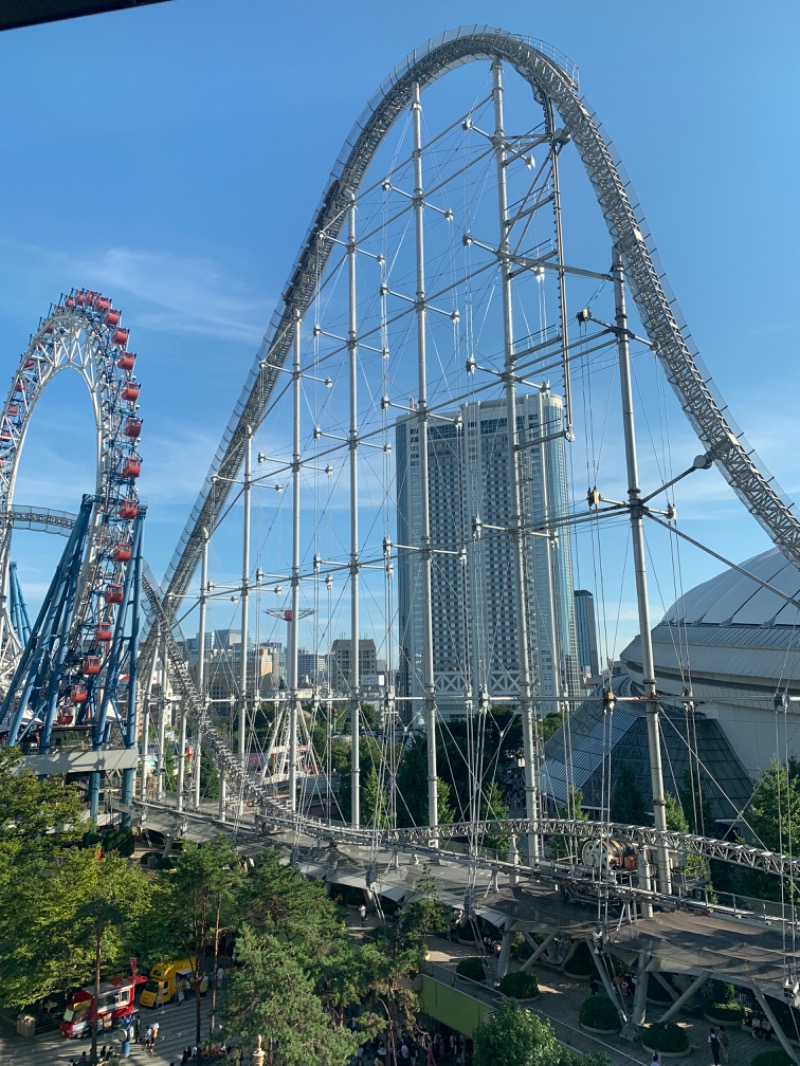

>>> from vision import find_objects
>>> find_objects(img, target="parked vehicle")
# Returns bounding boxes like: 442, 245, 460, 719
139, 958, 208, 1008
60, 976, 145, 1038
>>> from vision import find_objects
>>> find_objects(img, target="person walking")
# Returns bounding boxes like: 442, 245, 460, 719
719, 1027, 730, 1064
152, 1020, 160, 1046
359, 903, 367, 925
709, 1027, 721, 1066
650, 1053, 659, 1066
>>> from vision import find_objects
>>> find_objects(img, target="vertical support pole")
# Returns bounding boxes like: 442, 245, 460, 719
240, 428, 252, 789
122, 512, 144, 822
492, 58, 539, 863
412, 80, 439, 843
347, 196, 361, 828
548, 107, 573, 441
288, 312, 302, 814
195, 527, 209, 809
496, 930, 513, 981
156, 638, 166, 801
140, 697, 151, 803
537, 401, 562, 719
88, 773, 100, 822
612, 246, 671, 898
176, 705, 187, 813
752, 984, 800, 1066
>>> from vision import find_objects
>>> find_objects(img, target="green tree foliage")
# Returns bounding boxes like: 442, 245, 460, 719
664, 793, 709, 882
480, 780, 510, 852
242, 849, 340, 957
73, 852, 152, 1062
726, 759, 800, 902
550, 786, 588, 858
395, 740, 455, 828
400, 873, 450, 941
157, 835, 245, 1044
337, 736, 384, 824
0, 750, 98, 1008
0, 747, 84, 854
222, 926, 358, 1066
610, 763, 647, 825
473, 1000, 559, 1066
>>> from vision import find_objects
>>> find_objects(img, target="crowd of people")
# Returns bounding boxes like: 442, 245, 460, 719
349, 1024, 472, 1066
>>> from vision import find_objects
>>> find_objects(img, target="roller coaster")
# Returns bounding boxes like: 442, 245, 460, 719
3, 25, 800, 1049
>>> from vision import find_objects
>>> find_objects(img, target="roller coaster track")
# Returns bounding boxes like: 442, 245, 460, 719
25, 505, 793, 882
146, 26, 800, 675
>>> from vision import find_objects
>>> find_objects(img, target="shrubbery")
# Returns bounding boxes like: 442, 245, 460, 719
580, 996, 621, 1032
456, 956, 486, 981
498, 971, 539, 999
705, 1002, 744, 1023
751, 1051, 793, 1066
642, 1023, 689, 1054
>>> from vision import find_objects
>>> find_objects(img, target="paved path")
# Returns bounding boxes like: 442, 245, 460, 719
0, 997, 218, 1066
424, 932, 766, 1066
0, 920, 780, 1066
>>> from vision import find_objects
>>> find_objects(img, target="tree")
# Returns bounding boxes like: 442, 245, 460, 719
72, 852, 152, 1064
0, 747, 84, 852
664, 792, 708, 883
474, 1000, 559, 1066
552, 786, 588, 859
732, 760, 800, 902
480, 780, 510, 852
158, 835, 245, 1046
337, 736, 385, 824
400, 873, 449, 941
242, 849, 340, 958
395, 741, 455, 828
222, 926, 358, 1066
358, 924, 427, 1064
0, 750, 103, 1008
610, 764, 647, 825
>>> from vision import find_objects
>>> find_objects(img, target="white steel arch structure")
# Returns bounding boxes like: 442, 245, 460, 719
0, 291, 143, 744
143, 27, 799, 881
156, 25, 800, 632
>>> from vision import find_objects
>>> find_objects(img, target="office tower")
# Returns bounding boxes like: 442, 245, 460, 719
574, 589, 600, 678
396, 391, 580, 719
330, 638, 378, 695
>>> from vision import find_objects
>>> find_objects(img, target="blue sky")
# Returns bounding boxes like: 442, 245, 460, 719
0, 0, 798, 657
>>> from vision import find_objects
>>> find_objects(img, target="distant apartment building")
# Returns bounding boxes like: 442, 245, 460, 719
330, 638, 378, 694
297, 648, 327, 687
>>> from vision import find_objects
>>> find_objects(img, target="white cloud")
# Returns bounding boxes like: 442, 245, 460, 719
0, 237, 274, 345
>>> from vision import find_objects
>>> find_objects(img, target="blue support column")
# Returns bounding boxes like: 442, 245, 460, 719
0, 495, 95, 749
120, 508, 145, 824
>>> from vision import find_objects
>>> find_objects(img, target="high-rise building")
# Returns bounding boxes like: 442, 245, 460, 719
330, 638, 378, 695
396, 392, 579, 719
574, 589, 600, 679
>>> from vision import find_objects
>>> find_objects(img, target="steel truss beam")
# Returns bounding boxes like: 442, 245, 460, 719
150, 25, 800, 674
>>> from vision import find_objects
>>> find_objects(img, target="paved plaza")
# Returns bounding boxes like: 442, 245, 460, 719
0, 918, 783, 1066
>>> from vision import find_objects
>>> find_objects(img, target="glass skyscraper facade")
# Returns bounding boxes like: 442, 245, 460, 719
396, 391, 580, 719
574, 588, 600, 678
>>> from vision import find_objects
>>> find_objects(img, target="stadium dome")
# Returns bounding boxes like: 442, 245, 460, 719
621, 547, 800, 777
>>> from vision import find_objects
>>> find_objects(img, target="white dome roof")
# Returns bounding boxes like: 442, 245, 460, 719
663, 548, 800, 627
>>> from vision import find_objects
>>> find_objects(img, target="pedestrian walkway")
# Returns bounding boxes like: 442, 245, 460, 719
423, 932, 771, 1066
0, 997, 214, 1066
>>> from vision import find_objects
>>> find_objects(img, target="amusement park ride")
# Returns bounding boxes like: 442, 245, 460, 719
3, 26, 800, 1044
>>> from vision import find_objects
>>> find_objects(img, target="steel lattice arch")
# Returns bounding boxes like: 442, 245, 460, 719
0, 292, 144, 774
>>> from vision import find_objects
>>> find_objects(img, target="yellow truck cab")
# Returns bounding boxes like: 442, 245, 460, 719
139, 959, 208, 1008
